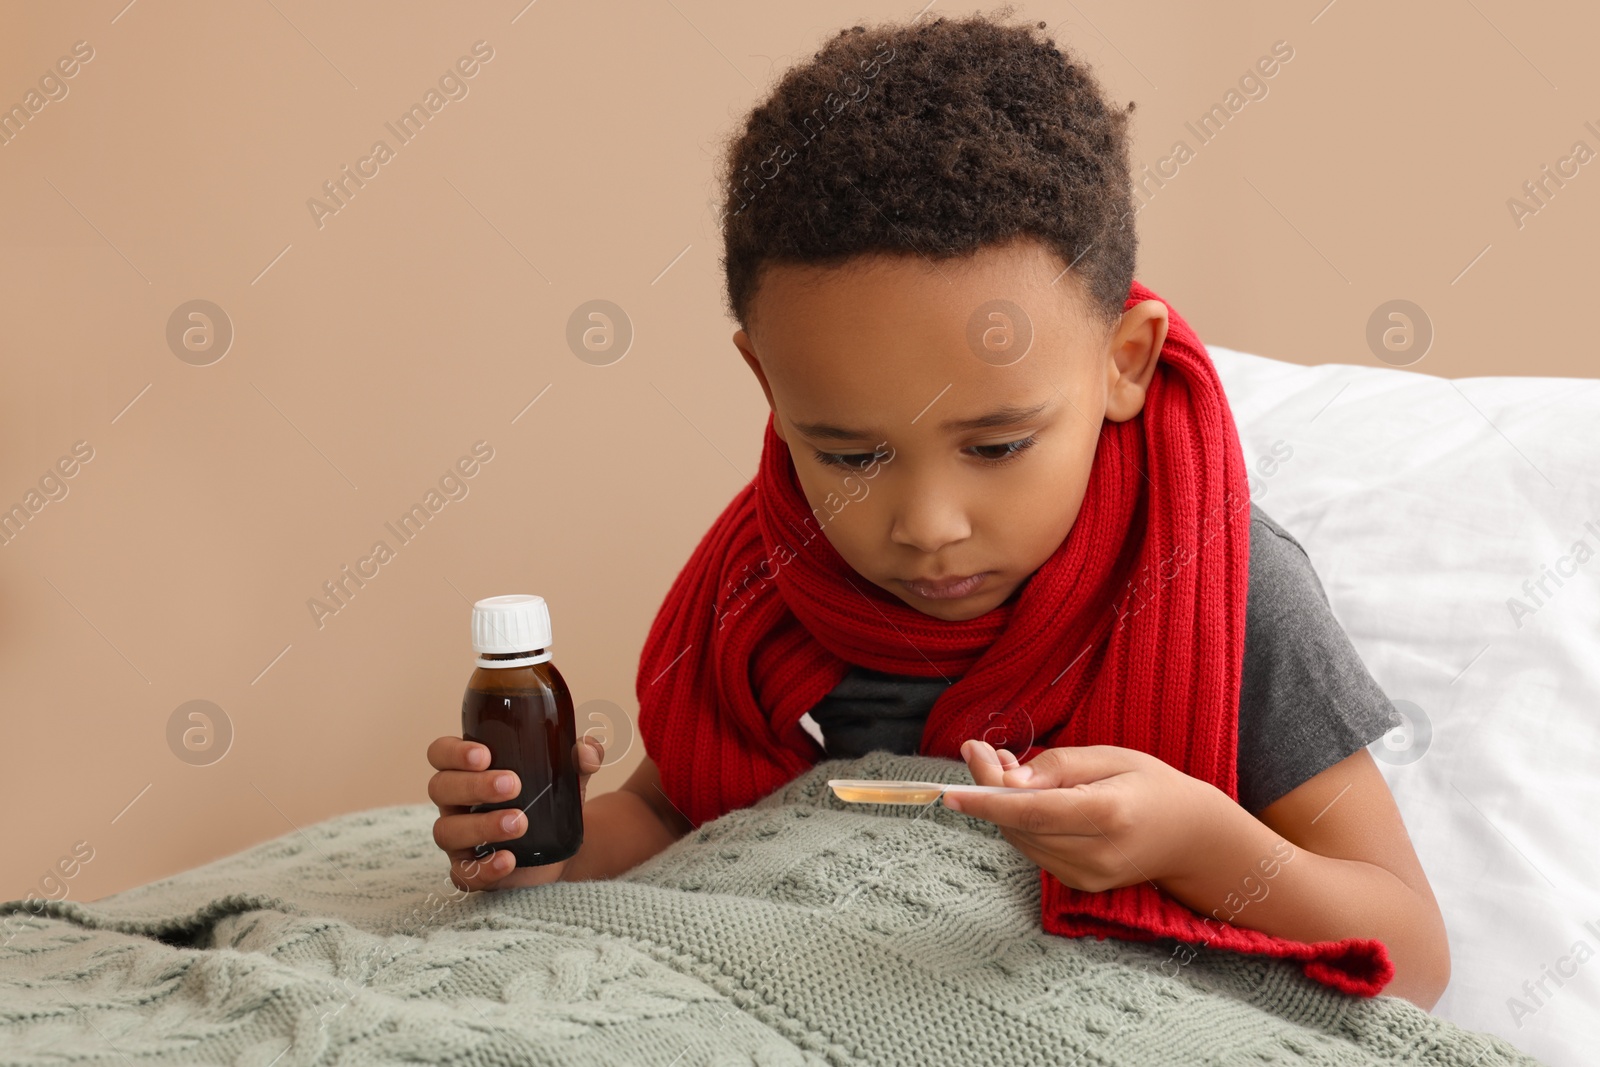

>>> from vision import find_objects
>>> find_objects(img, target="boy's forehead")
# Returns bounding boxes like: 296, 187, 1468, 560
750, 243, 1104, 416
751, 240, 1103, 351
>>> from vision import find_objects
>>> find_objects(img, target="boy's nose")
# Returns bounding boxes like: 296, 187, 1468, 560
888, 490, 972, 554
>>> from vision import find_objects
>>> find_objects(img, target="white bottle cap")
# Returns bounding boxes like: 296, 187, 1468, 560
471, 594, 553, 667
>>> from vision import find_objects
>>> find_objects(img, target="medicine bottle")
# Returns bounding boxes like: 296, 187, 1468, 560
462, 594, 582, 867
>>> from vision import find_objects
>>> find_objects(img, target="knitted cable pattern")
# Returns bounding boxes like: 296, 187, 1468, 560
0, 754, 1542, 1066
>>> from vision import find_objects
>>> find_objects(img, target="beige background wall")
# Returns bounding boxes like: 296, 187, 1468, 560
3, 0, 1595, 904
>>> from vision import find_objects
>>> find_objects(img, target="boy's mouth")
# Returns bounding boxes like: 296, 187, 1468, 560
901, 571, 991, 600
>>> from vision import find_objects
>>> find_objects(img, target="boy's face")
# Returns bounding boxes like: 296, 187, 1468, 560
734, 237, 1168, 622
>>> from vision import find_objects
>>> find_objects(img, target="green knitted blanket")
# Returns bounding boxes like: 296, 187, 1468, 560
0, 753, 1542, 1066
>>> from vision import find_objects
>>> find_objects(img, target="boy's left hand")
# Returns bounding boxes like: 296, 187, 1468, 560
945, 739, 1215, 893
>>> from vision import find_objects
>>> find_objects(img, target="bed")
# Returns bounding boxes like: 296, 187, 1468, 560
1, 346, 1589, 1066
1208, 345, 1600, 1066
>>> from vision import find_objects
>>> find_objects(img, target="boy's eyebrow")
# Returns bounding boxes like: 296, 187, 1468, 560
793, 400, 1051, 441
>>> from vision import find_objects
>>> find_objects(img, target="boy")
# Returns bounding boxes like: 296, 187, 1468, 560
428, 12, 1449, 1009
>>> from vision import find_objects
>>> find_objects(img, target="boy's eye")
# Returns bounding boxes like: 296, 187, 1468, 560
967, 434, 1038, 463
813, 448, 887, 471
812, 434, 1038, 470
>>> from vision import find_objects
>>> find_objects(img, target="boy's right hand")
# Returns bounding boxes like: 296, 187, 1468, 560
427, 735, 604, 892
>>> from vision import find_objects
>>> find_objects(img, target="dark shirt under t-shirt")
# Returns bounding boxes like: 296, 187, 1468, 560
798, 503, 1401, 815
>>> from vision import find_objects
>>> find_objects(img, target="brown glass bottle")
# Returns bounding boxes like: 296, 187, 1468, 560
462, 596, 583, 867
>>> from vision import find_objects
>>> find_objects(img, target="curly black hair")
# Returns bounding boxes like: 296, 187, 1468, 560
715, 8, 1138, 339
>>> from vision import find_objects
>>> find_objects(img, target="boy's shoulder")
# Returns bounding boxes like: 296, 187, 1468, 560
1236, 501, 1399, 813
1247, 501, 1308, 561
1245, 502, 1332, 611
1248, 501, 1294, 542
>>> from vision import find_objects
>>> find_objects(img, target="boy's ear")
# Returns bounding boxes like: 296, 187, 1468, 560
733, 329, 785, 440
1103, 300, 1168, 423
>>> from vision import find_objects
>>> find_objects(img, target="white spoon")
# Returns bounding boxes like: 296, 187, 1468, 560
827, 778, 1037, 806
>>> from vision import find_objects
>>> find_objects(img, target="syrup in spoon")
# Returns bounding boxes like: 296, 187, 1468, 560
827, 778, 1037, 805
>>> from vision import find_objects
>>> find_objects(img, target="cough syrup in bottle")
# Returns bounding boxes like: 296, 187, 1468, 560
462, 594, 583, 867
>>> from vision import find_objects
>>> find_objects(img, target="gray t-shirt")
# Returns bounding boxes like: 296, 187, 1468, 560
800, 503, 1401, 815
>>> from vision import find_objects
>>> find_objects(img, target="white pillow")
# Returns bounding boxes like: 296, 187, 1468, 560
1209, 345, 1600, 1066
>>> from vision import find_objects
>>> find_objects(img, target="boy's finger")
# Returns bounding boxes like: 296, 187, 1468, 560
427, 736, 491, 772
432, 809, 527, 854
944, 785, 1104, 836
451, 848, 514, 890
959, 739, 1008, 786
428, 768, 521, 808
1006, 746, 1135, 789
577, 736, 604, 775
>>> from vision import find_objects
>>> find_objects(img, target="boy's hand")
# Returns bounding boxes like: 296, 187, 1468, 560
427, 735, 604, 892
943, 739, 1212, 892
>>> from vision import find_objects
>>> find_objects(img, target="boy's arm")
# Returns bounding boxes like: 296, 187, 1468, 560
559, 754, 695, 882
1157, 748, 1451, 1009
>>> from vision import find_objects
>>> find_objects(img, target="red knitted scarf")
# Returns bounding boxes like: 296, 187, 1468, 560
637, 280, 1393, 996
